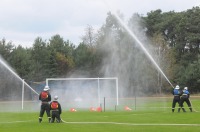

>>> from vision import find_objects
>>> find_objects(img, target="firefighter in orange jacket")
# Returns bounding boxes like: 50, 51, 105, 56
39, 86, 51, 123
50, 95, 62, 123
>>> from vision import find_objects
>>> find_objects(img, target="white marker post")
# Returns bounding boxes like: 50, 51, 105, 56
22, 79, 25, 110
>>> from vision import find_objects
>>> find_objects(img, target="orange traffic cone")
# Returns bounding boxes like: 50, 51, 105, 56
90, 107, 96, 111
124, 106, 132, 111
70, 108, 77, 112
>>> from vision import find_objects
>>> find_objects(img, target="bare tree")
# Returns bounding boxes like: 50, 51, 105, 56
81, 25, 96, 46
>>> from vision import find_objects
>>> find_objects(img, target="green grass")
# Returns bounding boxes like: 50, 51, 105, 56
0, 96, 200, 132
0, 111, 200, 132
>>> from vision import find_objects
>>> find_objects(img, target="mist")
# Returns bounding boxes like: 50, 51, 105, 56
0, 13, 168, 112
98, 13, 159, 96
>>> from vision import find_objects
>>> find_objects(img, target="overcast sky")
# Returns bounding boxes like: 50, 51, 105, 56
0, 0, 199, 48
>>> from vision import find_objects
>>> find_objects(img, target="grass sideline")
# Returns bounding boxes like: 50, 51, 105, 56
0, 96, 200, 132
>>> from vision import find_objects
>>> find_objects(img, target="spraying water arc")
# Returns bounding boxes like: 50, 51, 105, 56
0, 56, 39, 95
103, 1, 174, 88
113, 14, 174, 88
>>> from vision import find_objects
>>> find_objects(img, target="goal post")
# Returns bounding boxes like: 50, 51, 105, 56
46, 77, 119, 105
21, 79, 39, 110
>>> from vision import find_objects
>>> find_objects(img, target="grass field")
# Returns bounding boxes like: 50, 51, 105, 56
0, 96, 200, 132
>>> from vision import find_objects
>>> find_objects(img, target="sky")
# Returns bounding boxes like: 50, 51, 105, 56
0, 0, 199, 48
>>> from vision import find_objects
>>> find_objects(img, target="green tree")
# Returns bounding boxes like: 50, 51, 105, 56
30, 37, 49, 80
46, 52, 59, 77
9, 45, 32, 79
47, 34, 75, 77
143, 7, 200, 91
73, 43, 93, 68
55, 52, 74, 75
0, 38, 14, 59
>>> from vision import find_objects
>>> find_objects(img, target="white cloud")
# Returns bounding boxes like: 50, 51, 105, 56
0, 0, 199, 47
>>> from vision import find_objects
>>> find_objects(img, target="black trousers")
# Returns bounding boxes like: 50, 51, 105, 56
51, 110, 61, 123
172, 96, 180, 112
179, 97, 191, 107
39, 103, 51, 118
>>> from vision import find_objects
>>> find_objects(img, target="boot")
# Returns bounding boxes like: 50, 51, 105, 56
39, 118, 42, 123
48, 117, 51, 123
50, 119, 54, 123
182, 108, 186, 112
56, 119, 61, 123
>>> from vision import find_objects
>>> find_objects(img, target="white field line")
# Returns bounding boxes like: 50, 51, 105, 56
0, 120, 33, 124
1, 119, 199, 126
61, 120, 200, 126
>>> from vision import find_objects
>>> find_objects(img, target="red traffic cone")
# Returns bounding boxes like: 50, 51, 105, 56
70, 108, 77, 112
90, 107, 96, 111
124, 106, 132, 111
96, 107, 102, 112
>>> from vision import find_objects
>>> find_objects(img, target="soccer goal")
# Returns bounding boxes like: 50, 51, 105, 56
46, 77, 119, 106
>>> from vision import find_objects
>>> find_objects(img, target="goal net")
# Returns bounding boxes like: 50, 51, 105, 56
46, 77, 118, 110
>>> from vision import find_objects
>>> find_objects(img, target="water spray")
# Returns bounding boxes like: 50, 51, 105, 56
102, 1, 174, 88
0, 56, 39, 95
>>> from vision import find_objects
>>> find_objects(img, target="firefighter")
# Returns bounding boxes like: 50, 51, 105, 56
179, 87, 192, 112
172, 85, 181, 112
38, 85, 51, 123
50, 95, 62, 123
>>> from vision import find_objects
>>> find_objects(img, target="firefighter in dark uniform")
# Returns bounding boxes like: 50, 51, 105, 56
179, 87, 192, 112
50, 95, 62, 123
172, 85, 181, 112
39, 86, 51, 123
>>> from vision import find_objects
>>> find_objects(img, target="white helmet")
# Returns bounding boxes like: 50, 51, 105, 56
54, 95, 58, 100
184, 87, 188, 90
175, 85, 180, 89
44, 85, 50, 91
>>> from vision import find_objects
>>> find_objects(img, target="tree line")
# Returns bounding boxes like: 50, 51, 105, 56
0, 6, 200, 97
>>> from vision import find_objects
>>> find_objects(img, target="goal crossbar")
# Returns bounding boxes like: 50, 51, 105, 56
46, 77, 119, 105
